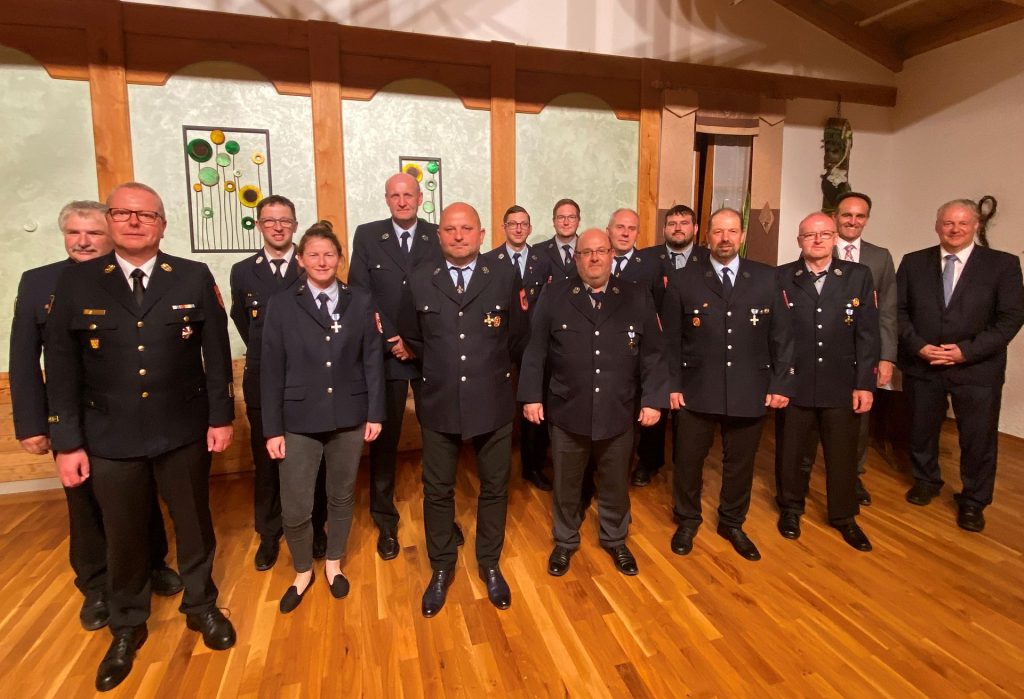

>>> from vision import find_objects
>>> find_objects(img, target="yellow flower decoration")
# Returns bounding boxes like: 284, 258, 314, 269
402, 162, 423, 181
210, 129, 226, 145
192, 183, 203, 192
238, 185, 262, 208
224, 182, 236, 192
251, 152, 265, 165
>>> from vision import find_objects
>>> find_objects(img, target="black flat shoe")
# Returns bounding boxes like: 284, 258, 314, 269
454, 522, 465, 547
524, 471, 554, 492
547, 546, 573, 576
254, 536, 280, 571
96, 625, 147, 692
80, 589, 109, 631
670, 526, 697, 556
834, 523, 872, 551
312, 530, 328, 560
716, 525, 762, 561
906, 481, 941, 506
186, 608, 236, 650
377, 529, 399, 560
631, 466, 658, 487
478, 566, 511, 609
957, 504, 985, 532
855, 478, 872, 506
778, 513, 801, 540
328, 571, 350, 599
421, 569, 456, 618
280, 570, 315, 613
150, 565, 184, 597
604, 545, 639, 576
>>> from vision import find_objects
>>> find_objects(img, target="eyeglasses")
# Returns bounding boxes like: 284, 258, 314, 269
108, 208, 163, 224
555, 215, 579, 222
576, 247, 611, 257
503, 222, 531, 230
798, 231, 836, 241
258, 217, 297, 228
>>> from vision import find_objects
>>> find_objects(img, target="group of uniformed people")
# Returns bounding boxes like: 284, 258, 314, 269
10, 173, 1024, 692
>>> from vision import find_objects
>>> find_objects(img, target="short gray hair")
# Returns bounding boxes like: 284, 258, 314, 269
936, 199, 979, 221
57, 200, 107, 233
106, 182, 165, 216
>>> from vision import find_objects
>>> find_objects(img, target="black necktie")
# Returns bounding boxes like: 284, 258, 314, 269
562, 244, 573, 267
670, 252, 682, 269
317, 292, 331, 325
588, 290, 605, 310
811, 269, 828, 295
269, 259, 285, 284
450, 266, 466, 294
721, 267, 733, 297
614, 256, 626, 276
130, 268, 146, 307
512, 252, 522, 280
401, 231, 411, 254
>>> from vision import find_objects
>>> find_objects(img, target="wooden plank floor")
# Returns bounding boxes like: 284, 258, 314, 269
1, 419, 1022, 698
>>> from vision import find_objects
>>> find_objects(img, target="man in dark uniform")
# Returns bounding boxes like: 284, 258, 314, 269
663, 208, 794, 562
349, 172, 441, 560
10, 200, 180, 632
45, 183, 237, 692
481, 204, 553, 491
633, 204, 709, 486
229, 194, 327, 570
898, 198, 1024, 532
775, 212, 878, 552
520, 228, 666, 577
535, 198, 582, 282
402, 202, 527, 617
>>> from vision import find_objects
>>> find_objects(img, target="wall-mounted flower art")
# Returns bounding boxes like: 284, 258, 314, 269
399, 156, 442, 223
183, 125, 273, 252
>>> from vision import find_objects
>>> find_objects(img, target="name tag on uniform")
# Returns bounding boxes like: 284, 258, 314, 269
83, 309, 106, 316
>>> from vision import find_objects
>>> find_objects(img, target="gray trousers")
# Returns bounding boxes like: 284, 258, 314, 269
280, 426, 364, 572
550, 424, 633, 550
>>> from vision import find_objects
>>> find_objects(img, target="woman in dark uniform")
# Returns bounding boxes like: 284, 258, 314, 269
261, 221, 386, 612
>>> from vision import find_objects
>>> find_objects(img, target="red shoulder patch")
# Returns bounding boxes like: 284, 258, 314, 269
213, 285, 224, 308
519, 288, 528, 311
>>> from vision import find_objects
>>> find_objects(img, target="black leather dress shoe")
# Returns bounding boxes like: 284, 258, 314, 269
312, 530, 328, 560
670, 526, 697, 556
835, 523, 872, 551
185, 608, 236, 650
150, 565, 184, 597
630, 465, 658, 487
328, 571, 350, 599
280, 570, 315, 613
855, 478, 872, 506
254, 536, 280, 571
906, 481, 941, 506
80, 589, 109, 631
421, 569, 455, 618
717, 525, 762, 561
547, 546, 573, 576
377, 529, 400, 560
777, 513, 801, 540
96, 625, 147, 692
479, 566, 511, 609
957, 504, 986, 532
454, 522, 465, 547
604, 545, 639, 576
524, 470, 554, 492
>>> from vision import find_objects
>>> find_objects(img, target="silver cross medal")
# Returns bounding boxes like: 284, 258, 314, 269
330, 319, 342, 333
750, 308, 760, 326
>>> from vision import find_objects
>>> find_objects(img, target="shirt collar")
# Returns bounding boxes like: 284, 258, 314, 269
115, 252, 158, 282
616, 248, 635, 261
710, 255, 740, 278
585, 281, 609, 294
392, 219, 418, 236
307, 278, 339, 302
263, 245, 295, 266
667, 242, 694, 258
448, 256, 478, 271
942, 242, 975, 263
555, 235, 577, 251
505, 243, 527, 258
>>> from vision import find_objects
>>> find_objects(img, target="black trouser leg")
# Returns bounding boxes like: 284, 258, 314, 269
64, 479, 107, 595
672, 409, 718, 528
949, 382, 1002, 508
636, 414, 666, 473
776, 406, 819, 516
905, 375, 948, 489
593, 428, 635, 548
818, 406, 860, 525
420, 428, 462, 570
247, 406, 282, 539
519, 415, 550, 477
717, 415, 765, 529
549, 425, 589, 550
369, 379, 410, 531
471, 423, 512, 568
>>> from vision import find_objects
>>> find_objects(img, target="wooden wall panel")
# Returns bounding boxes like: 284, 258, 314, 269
637, 59, 661, 248
489, 42, 517, 243
657, 90, 699, 212
515, 70, 640, 121
86, 0, 133, 199
0, 25, 89, 80
340, 55, 490, 109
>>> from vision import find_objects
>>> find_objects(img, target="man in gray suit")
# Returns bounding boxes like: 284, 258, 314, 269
832, 191, 897, 504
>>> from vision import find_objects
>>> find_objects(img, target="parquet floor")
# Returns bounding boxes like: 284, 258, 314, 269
1, 419, 1022, 698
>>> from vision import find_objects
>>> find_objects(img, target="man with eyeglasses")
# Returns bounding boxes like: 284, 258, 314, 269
662, 208, 794, 562
481, 205, 554, 491
10, 200, 181, 633
45, 182, 237, 691
774, 212, 878, 552
536, 198, 582, 281
229, 195, 328, 570
520, 229, 666, 577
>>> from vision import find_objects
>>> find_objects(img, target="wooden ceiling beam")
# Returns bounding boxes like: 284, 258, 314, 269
772, 0, 905, 71
901, 3, 1024, 58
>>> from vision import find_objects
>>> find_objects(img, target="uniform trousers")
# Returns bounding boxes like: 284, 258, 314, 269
775, 405, 859, 525
549, 424, 633, 549
369, 379, 421, 531
89, 439, 218, 632
279, 426, 365, 572
246, 406, 327, 540
421, 422, 511, 570
673, 409, 765, 529
905, 374, 1002, 508
636, 409, 679, 473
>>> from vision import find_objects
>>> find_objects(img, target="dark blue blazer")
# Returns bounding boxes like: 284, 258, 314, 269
480, 243, 551, 313
639, 243, 710, 312
260, 280, 386, 437
535, 236, 579, 282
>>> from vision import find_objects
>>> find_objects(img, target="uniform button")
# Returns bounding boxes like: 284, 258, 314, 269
138, 369, 146, 376
727, 329, 732, 334
402, 280, 407, 285
818, 357, 823, 363
817, 341, 823, 347
727, 311, 732, 317
460, 355, 466, 361
562, 324, 567, 330
88, 323, 97, 330
137, 345, 144, 352
594, 387, 600, 393
726, 361, 732, 367
506, 372, 511, 378
727, 345, 732, 350
817, 324, 823, 329
326, 361, 332, 367
816, 308, 822, 313
594, 330, 600, 336
595, 350, 600, 356
325, 335, 331, 341
141, 391, 149, 398
459, 333, 465, 339
461, 376, 466, 382
327, 387, 334, 394
595, 369, 600, 374
183, 315, 190, 322
458, 311, 464, 317
424, 305, 429, 311
137, 321, 144, 328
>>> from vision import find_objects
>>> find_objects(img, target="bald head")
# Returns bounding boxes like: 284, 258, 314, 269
607, 208, 640, 254
384, 172, 423, 226
437, 202, 485, 267
576, 228, 613, 288
797, 211, 838, 264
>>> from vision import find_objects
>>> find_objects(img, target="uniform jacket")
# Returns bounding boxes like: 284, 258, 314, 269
777, 258, 879, 408
481, 243, 550, 312
229, 250, 302, 407
402, 258, 527, 438
44, 251, 234, 459
348, 217, 441, 380
834, 239, 897, 362
662, 256, 795, 418
640, 244, 710, 312
9, 258, 72, 440
897, 244, 1024, 386
518, 276, 668, 440
535, 236, 580, 282
260, 280, 386, 436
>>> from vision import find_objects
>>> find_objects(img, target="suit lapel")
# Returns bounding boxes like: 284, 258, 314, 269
792, 264, 819, 301
432, 266, 464, 306
98, 254, 140, 316
459, 261, 491, 308
335, 284, 353, 319
377, 225, 409, 272
946, 247, 980, 310
138, 253, 175, 317
569, 282, 597, 324
296, 284, 330, 329
594, 279, 624, 328
700, 260, 726, 299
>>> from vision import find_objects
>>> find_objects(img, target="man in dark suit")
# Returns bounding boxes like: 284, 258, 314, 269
535, 198, 582, 282
775, 212, 878, 552
349, 172, 441, 560
402, 202, 527, 617
662, 208, 795, 561
230, 194, 327, 570
481, 204, 553, 491
45, 183, 237, 692
897, 199, 1024, 532
520, 228, 666, 577
10, 200, 179, 632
